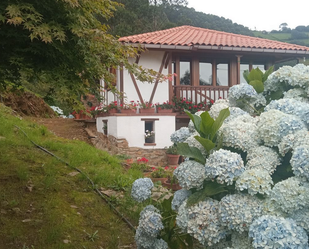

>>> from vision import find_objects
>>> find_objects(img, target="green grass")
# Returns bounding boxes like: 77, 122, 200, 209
0, 103, 145, 249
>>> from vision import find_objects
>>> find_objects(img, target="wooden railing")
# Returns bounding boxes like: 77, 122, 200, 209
173, 85, 229, 103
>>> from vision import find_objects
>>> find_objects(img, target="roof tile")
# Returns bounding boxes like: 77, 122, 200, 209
119, 26, 309, 51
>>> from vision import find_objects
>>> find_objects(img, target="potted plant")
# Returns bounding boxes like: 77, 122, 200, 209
119, 101, 137, 114
145, 130, 155, 143
162, 166, 181, 191
138, 101, 155, 114
107, 101, 119, 114
155, 101, 174, 113
165, 144, 180, 165
149, 167, 168, 183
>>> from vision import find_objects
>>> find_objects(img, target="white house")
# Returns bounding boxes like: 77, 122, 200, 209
97, 25, 309, 150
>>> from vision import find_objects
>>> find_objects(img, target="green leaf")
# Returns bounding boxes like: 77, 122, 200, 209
249, 79, 264, 93
186, 181, 227, 207
176, 143, 206, 164
199, 111, 214, 138
262, 66, 274, 83
247, 68, 263, 82
209, 108, 230, 140
185, 110, 201, 135
194, 136, 215, 153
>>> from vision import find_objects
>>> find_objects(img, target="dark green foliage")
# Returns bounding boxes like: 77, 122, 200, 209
157, 197, 193, 249
108, 0, 254, 37
186, 181, 227, 207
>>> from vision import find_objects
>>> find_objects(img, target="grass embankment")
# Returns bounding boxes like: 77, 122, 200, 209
0, 104, 145, 249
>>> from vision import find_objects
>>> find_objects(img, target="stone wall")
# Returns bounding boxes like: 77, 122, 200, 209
85, 121, 169, 166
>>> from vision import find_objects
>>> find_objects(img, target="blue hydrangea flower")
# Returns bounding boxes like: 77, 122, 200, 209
135, 205, 165, 249
170, 127, 192, 144
131, 178, 154, 202
176, 200, 189, 233
173, 160, 206, 190
283, 88, 309, 103
224, 107, 250, 123
249, 215, 309, 249
236, 169, 273, 195
291, 145, 309, 180
187, 198, 228, 246
171, 189, 191, 211
270, 177, 309, 214
218, 194, 263, 233
228, 83, 258, 104
205, 149, 245, 185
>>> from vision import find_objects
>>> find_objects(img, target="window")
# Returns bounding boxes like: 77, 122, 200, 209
199, 62, 212, 86
144, 121, 155, 144
216, 63, 229, 86
180, 61, 191, 85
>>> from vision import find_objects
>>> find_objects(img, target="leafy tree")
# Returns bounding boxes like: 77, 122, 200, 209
0, 0, 158, 109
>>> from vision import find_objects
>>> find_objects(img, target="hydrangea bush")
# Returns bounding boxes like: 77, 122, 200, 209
132, 64, 309, 248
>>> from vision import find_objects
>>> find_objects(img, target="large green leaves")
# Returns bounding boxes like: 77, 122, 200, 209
243, 66, 274, 93
176, 108, 229, 163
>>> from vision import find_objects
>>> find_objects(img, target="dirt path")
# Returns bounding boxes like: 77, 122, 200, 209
31, 117, 92, 144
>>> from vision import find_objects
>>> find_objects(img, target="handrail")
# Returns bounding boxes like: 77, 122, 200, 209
173, 85, 229, 103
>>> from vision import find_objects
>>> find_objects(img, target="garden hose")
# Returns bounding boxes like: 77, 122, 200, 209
14, 125, 136, 232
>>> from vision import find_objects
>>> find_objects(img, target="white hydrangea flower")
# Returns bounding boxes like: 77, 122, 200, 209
236, 168, 273, 195
209, 99, 230, 119
249, 215, 309, 249
257, 109, 306, 147
261, 197, 286, 217
131, 178, 154, 202
224, 107, 250, 123
205, 149, 245, 185
283, 88, 309, 103
265, 98, 309, 125
218, 194, 263, 233
50, 106, 64, 115
187, 198, 228, 246
278, 129, 309, 156
173, 160, 206, 190
246, 146, 281, 174
270, 177, 309, 214
218, 115, 260, 152
290, 145, 309, 180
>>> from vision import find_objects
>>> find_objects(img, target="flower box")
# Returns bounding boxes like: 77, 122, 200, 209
120, 109, 136, 114
139, 108, 155, 114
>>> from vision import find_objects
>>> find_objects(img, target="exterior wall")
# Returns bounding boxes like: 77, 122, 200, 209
96, 114, 175, 149
122, 50, 170, 104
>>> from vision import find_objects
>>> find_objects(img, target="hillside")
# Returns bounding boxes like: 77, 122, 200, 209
0, 103, 144, 249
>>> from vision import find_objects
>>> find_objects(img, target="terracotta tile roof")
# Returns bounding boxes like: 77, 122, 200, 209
119, 25, 309, 52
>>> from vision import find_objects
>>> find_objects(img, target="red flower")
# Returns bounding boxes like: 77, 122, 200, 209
164, 166, 169, 170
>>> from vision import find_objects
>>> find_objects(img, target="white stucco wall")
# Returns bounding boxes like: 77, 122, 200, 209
122, 50, 170, 105
96, 115, 175, 149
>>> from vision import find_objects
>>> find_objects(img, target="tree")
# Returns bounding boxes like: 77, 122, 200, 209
0, 0, 158, 109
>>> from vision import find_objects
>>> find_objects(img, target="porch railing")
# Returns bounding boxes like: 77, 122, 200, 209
173, 85, 229, 103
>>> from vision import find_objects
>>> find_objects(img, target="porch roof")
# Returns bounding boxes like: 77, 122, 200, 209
119, 26, 309, 54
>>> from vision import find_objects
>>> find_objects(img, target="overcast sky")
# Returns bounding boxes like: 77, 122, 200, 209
187, 0, 309, 31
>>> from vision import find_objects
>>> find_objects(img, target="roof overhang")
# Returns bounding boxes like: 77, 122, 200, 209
130, 43, 309, 55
